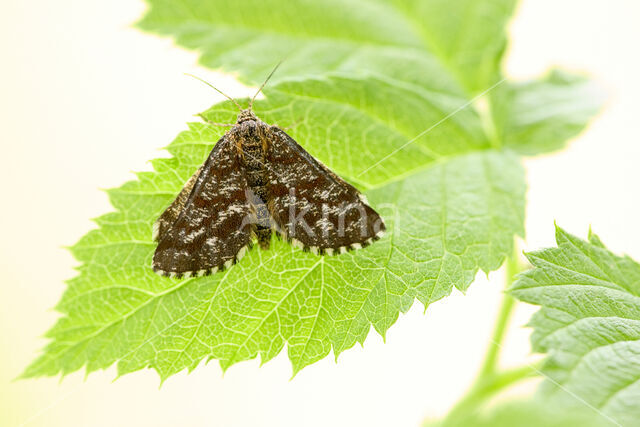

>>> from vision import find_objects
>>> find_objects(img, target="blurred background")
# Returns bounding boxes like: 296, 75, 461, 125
1, 1, 639, 426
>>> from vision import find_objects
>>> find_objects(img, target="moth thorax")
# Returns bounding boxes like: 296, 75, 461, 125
237, 108, 257, 123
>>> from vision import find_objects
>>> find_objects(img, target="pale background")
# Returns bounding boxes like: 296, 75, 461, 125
1, 1, 639, 426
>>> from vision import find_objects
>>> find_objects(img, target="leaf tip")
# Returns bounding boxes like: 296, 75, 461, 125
218, 359, 232, 377
288, 367, 301, 381
553, 222, 569, 241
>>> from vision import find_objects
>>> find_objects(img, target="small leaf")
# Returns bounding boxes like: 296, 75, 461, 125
511, 227, 640, 426
490, 69, 605, 155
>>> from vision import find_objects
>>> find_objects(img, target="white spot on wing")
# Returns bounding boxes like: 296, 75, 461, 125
205, 236, 220, 248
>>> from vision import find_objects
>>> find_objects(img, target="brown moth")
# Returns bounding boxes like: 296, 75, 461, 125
152, 67, 385, 278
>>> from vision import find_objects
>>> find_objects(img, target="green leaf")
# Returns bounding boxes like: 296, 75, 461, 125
25, 0, 602, 380
392, 0, 518, 94
137, 0, 602, 156
511, 227, 640, 426
137, 0, 517, 95
23, 99, 525, 379
490, 69, 605, 155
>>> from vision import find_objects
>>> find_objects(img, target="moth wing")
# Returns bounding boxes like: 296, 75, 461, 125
265, 127, 385, 253
152, 134, 253, 276
153, 165, 203, 242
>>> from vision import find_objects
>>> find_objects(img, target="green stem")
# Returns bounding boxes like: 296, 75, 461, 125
444, 364, 539, 424
440, 247, 533, 425
477, 254, 519, 378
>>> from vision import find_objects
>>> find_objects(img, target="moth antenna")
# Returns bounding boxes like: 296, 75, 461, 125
249, 60, 283, 110
184, 73, 242, 111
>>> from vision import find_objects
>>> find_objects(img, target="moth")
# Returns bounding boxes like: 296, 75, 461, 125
152, 67, 386, 278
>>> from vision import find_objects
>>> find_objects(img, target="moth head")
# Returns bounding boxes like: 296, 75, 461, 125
233, 115, 266, 143
237, 108, 258, 123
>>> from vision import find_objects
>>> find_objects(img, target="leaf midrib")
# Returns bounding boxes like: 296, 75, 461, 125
225, 258, 324, 368
35, 275, 205, 367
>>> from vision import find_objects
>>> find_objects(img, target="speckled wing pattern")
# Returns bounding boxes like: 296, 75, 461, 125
266, 127, 386, 255
152, 135, 252, 278
153, 165, 203, 243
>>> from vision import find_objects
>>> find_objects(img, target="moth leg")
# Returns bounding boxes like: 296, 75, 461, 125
255, 227, 272, 250
196, 113, 235, 127
246, 189, 273, 250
